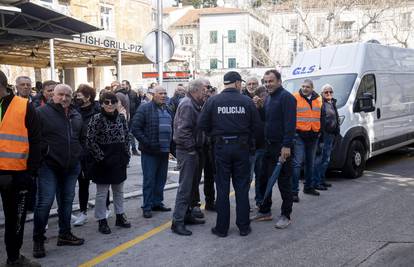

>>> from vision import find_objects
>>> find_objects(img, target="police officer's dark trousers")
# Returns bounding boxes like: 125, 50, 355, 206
214, 139, 250, 234
258, 141, 293, 219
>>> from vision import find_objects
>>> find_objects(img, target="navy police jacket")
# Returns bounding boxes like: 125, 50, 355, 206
198, 88, 260, 138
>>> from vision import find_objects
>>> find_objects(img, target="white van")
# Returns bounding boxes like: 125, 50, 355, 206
282, 42, 414, 178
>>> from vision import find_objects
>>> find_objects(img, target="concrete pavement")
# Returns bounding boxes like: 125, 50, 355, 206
1, 149, 414, 266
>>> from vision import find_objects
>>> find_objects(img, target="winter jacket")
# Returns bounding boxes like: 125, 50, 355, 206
76, 101, 101, 147
131, 101, 172, 155
321, 98, 340, 135
263, 86, 297, 148
32, 93, 47, 108
173, 94, 204, 152
127, 89, 140, 118
37, 102, 83, 171
86, 110, 130, 184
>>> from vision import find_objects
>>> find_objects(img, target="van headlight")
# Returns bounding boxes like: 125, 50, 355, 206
339, 115, 345, 125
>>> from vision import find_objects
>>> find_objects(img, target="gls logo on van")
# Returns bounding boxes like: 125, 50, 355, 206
292, 65, 316, 75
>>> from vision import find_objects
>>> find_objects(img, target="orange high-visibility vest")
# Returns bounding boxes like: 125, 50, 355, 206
0, 96, 29, 171
293, 92, 322, 132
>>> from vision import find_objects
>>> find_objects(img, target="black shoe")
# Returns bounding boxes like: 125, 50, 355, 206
98, 219, 111, 234
315, 185, 328, 191
132, 148, 139, 156
303, 187, 320, 196
292, 193, 300, 203
184, 215, 205, 225
143, 210, 152, 218
239, 226, 252, 236
57, 232, 85, 246
115, 213, 131, 228
191, 206, 204, 218
211, 227, 227, 238
322, 182, 332, 187
152, 205, 171, 212
171, 223, 192, 236
7, 255, 41, 267
33, 241, 46, 258
205, 202, 216, 211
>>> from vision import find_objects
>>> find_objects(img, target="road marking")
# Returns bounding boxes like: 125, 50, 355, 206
79, 190, 237, 266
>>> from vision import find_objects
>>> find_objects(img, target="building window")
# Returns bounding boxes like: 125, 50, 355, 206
336, 21, 354, 40
290, 19, 298, 33
228, 30, 236, 43
100, 5, 114, 32
210, 58, 218, 69
210, 31, 218, 44
316, 17, 325, 33
401, 12, 411, 30
180, 34, 193, 45
292, 39, 303, 53
228, 58, 236, 68
372, 21, 381, 31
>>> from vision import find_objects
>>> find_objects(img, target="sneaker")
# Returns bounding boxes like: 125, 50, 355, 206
211, 227, 227, 238
7, 255, 41, 267
32, 241, 46, 258
239, 226, 252, 236
292, 193, 300, 203
152, 205, 171, 212
73, 212, 88, 227
250, 212, 272, 221
57, 232, 85, 246
191, 206, 204, 219
143, 210, 152, 218
303, 187, 320, 196
314, 185, 328, 191
115, 213, 131, 228
98, 219, 111, 234
105, 209, 112, 219
71, 214, 78, 224
275, 215, 291, 229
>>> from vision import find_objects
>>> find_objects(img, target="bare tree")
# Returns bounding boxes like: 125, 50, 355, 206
384, 0, 413, 48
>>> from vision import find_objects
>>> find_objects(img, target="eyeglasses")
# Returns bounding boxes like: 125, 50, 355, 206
103, 99, 118, 105
323, 91, 333, 95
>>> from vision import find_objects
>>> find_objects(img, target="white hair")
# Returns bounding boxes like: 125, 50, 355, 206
15, 76, 31, 84
321, 84, 333, 92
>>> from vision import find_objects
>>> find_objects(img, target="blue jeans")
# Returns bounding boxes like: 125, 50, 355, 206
33, 162, 80, 241
141, 152, 169, 211
292, 135, 318, 192
314, 133, 335, 186
250, 149, 265, 205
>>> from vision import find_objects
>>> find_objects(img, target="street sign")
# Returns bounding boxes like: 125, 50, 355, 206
142, 30, 175, 64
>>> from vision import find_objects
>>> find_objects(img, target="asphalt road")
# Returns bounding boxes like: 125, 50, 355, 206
1, 148, 414, 267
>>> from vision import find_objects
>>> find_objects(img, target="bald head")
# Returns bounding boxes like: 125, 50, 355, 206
153, 86, 167, 105
53, 84, 73, 108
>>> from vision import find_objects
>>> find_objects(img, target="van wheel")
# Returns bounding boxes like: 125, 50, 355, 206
343, 140, 366, 178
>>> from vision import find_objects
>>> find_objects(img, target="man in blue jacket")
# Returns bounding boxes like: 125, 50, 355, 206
131, 86, 172, 219
251, 69, 296, 229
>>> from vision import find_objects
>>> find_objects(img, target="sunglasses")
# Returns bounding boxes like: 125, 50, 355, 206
103, 99, 118, 105
324, 91, 333, 95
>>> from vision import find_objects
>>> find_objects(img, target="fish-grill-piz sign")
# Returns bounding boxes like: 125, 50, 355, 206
78, 35, 144, 53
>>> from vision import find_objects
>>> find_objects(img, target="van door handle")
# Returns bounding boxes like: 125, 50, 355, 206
377, 108, 381, 119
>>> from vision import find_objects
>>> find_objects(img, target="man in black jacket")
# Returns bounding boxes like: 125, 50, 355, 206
171, 79, 206, 236
121, 80, 141, 155
0, 71, 41, 266
33, 84, 85, 259
131, 86, 172, 219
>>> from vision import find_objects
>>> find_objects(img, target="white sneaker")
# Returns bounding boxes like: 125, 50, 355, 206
73, 212, 88, 226
106, 209, 112, 219
71, 214, 78, 224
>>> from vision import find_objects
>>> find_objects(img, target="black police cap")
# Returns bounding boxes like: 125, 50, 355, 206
223, 71, 245, 85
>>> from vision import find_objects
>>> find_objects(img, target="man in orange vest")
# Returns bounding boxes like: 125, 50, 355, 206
292, 79, 323, 202
0, 70, 41, 266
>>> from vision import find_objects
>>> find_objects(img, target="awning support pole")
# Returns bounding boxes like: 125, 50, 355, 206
157, 0, 163, 85
117, 50, 122, 82
50, 39, 55, 80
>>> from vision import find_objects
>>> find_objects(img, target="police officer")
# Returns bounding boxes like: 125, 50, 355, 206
198, 71, 260, 237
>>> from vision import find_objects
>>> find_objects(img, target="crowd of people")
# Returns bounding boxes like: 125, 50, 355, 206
0, 68, 340, 266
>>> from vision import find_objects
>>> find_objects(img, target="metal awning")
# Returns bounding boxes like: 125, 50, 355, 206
0, 0, 100, 43
0, 38, 151, 68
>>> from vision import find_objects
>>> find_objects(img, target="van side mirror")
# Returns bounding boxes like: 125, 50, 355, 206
354, 93, 375, 113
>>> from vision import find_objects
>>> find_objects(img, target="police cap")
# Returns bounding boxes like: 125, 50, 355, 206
223, 71, 245, 85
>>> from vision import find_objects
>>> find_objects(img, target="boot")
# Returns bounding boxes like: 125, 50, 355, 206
115, 213, 131, 228
171, 223, 192, 236
98, 219, 111, 234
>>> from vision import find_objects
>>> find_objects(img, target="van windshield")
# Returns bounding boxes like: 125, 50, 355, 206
282, 74, 357, 108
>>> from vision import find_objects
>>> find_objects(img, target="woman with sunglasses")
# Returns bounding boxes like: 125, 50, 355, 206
86, 91, 131, 234
313, 84, 340, 190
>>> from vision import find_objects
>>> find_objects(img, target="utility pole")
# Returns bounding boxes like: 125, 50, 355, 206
157, 0, 163, 85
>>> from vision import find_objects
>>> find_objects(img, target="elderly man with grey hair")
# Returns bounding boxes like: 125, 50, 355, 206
171, 79, 207, 236
15, 76, 32, 99
33, 84, 85, 259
